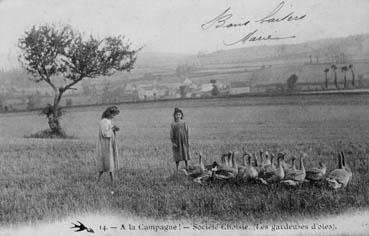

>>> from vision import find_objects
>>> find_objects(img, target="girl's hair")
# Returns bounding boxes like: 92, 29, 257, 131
173, 107, 184, 120
101, 106, 120, 119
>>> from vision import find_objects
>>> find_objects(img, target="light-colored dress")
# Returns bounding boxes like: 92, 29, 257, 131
170, 120, 190, 162
96, 118, 119, 172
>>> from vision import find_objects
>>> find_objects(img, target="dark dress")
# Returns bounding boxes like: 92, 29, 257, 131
170, 120, 190, 162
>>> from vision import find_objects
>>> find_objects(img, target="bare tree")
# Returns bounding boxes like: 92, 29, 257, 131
341, 66, 348, 88
19, 24, 140, 136
331, 64, 338, 89
349, 64, 355, 87
324, 68, 329, 89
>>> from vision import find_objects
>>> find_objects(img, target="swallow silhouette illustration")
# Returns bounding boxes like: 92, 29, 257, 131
71, 221, 95, 233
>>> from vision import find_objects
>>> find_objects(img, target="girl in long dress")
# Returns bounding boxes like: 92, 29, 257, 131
170, 107, 190, 172
96, 106, 120, 183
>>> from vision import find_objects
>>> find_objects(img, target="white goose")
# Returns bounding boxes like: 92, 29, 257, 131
306, 162, 327, 182
284, 156, 297, 175
211, 152, 238, 179
263, 151, 272, 166
241, 153, 259, 180
238, 151, 268, 184
252, 151, 264, 175
237, 150, 248, 178
283, 152, 306, 182
220, 151, 233, 167
264, 152, 276, 171
182, 152, 208, 178
204, 152, 228, 171
229, 151, 240, 176
281, 152, 307, 186
266, 153, 286, 183
259, 152, 277, 180
326, 152, 352, 189
282, 153, 297, 172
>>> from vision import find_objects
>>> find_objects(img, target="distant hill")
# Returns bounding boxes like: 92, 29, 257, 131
181, 33, 369, 85
1, 33, 369, 90
193, 34, 369, 67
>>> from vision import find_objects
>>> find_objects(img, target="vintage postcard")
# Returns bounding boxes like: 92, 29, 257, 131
1, 0, 369, 235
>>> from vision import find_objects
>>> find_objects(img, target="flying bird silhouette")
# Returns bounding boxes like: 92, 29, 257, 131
71, 221, 95, 233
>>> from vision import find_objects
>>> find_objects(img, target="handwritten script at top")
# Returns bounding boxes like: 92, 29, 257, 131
201, 1, 306, 46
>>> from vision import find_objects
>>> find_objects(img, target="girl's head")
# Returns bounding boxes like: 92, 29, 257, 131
101, 106, 120, 119
173, 107, 183, 121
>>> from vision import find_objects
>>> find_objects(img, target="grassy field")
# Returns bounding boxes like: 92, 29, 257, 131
1, 94, 369, 225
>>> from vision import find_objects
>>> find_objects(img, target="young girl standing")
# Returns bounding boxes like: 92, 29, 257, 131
96, 106, 120, 183
170, 107, 190, 173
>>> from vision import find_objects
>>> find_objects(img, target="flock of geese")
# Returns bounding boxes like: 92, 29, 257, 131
182, 149, 353, 189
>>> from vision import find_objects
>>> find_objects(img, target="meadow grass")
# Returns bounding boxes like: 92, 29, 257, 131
1, 138, 369, 225
1, 95, 369, 225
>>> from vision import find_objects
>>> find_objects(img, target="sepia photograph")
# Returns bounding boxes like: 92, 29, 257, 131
1, 0, 369, 235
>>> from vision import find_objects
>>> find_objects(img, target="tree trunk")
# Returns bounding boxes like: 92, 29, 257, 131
344, 73, 347, 88
48, 89, 64, 135
334, 72, 338, 89
48, 114, 62, 134
325, 73, 328, 89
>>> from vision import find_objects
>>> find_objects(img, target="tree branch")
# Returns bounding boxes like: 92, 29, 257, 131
63, 74, 84, 92
35, 68, 56, 91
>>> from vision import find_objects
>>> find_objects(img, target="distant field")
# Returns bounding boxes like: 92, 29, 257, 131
1, 94, 369, 225
2, 93, 369, 143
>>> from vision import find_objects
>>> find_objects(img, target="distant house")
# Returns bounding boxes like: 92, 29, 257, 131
137, 86, 155, 100
217, 82, 227, 90
230, 81, 251, 95
137, 85, 168, 100
183, 78, 198, 89
152, 83, 180, 99
200, 83, 213, 92
166, 88, 180, 98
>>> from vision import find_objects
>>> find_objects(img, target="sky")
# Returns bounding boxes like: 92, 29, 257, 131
0, 0, 368, 69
